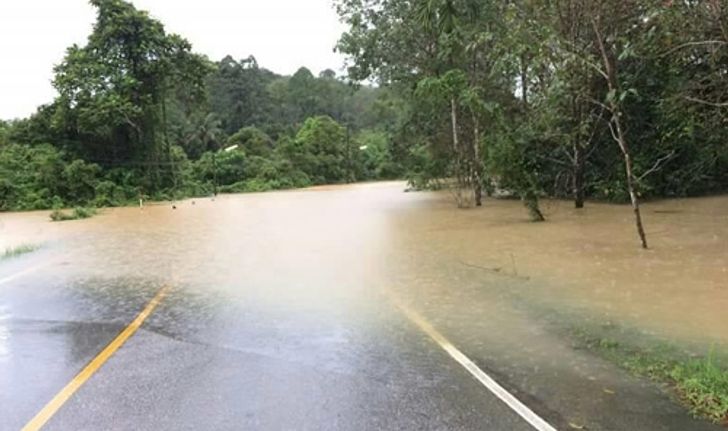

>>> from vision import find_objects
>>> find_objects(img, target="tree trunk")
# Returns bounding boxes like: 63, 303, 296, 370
571, 94, 586, 209
573, 137, 585, 208
450, 96, 464, 207
472, 113, 483, 206
520, 53, 529, 105
451, 96, 459, 154
524, 189, 545, 222
162, 96, 174, 194
613, 113, 648, 249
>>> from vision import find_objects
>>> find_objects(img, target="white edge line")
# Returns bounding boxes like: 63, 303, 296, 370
0, 263, 49, 286
396, 302, 558, 431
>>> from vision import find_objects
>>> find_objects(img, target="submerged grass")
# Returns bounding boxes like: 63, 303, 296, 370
484, 275, 728, 425
50, 206, 97, 222
1, 244, 40, 260
570, 326, 728, 424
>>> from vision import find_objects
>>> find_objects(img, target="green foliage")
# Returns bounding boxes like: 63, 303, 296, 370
0, 144, 101, 211
576, 330, 728, 424
93, 180, 129, 207
63, 159, 102, 204
52, 0, 210, 186
207, 56, 383, 137
287, 116, 348, 184
195, 149, 246, 186
357, 130, 402, 180
11, 0, 728, 218
0, 120, 9, 146
336, 0, 728, 215
487, 123, 546, 221
671, 355, 728, 423
227, 127, 273, 157
0, 0, 408, 214
405, 141, 449, 191
179, 113, 223, 160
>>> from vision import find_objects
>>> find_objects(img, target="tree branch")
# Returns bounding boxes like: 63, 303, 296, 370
638, 150, 677, 181
683, 96, 728, 107
557, 40, 609, 81
660, 40, 727, 58
584, 96, 612, 113
606, 118, 620, 145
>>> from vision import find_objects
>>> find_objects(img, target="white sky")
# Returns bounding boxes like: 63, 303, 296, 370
0, 0, 347, 120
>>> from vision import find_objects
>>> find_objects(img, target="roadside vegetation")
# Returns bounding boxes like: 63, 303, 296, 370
572, 326, 728, 424
1, 244, 40, 260
504, 283, 728, 425
468, 261, 728, 425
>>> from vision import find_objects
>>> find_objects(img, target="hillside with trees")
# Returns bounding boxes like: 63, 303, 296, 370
0, 0, 403, 213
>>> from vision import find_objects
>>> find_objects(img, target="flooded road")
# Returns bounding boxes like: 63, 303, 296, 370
0, 182, 724, 430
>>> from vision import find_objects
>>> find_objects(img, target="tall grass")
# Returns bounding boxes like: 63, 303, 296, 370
1, 244, 40, 260
671, 351, 728, 423
574, 330, 728, 424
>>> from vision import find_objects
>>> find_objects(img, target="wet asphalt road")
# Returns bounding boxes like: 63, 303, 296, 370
0, 183, 722, 430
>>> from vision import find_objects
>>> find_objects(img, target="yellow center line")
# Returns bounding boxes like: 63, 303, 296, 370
21, 284, 172, 431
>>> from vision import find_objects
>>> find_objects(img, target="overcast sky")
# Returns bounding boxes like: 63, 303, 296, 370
0, 0, 347, 120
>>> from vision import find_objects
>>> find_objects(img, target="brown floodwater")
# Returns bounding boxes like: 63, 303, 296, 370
384, 189, 728, 349
1, 182, 726, 349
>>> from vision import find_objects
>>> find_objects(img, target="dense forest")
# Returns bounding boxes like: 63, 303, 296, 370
1, 0, 727, 247
0, 0, 404, 213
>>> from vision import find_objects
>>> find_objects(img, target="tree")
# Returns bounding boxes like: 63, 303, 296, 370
416, 70, 475, 207
337, 0, 532, 211
288, 67, 320, 122
0, 120, 9, 146
586, 0, 654, 249
545, 0, 605, 208
52, 0, 210, 190
285, 116, 347, 184
207, 55, 278, 134
227, 127, 274, 157
184, 113, 223, 159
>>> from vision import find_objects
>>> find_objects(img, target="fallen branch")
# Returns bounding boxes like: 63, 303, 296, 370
457, 260, 531, 281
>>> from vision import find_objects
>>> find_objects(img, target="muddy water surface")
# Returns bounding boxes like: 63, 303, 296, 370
1, 182, 726, 348
383, 190, 728, 348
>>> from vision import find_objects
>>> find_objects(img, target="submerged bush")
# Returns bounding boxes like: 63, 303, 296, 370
50, 206, 97, 222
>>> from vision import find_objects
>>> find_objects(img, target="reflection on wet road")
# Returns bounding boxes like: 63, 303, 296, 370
0, 182, 723, 430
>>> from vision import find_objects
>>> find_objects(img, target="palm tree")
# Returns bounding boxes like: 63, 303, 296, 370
186, 113, 223, 153
186, 113, 223, 195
